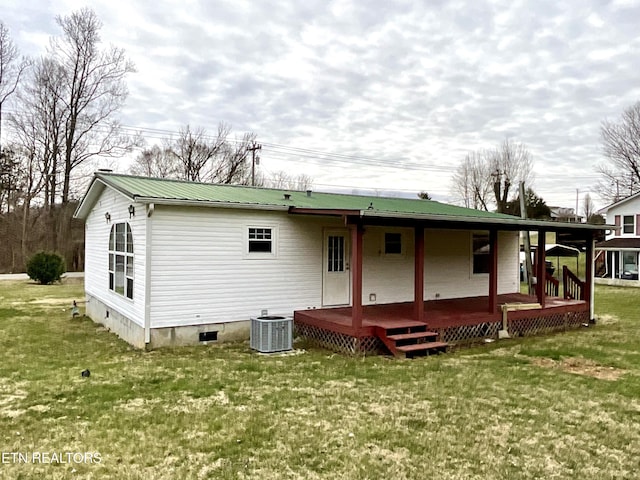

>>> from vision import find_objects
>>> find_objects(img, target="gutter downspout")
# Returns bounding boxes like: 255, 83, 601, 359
144, 203, 154, 348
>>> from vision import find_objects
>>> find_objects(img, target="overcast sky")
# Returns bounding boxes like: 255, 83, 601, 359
3, 0, 640, 210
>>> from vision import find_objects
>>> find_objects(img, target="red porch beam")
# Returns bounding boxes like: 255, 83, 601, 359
488, 229, 499, 314
414, 226, 425, 323
351, 223, 364, 333
536, 232, 546, 307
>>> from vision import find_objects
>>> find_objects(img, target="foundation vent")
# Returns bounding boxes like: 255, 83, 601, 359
199, 331, 218, 342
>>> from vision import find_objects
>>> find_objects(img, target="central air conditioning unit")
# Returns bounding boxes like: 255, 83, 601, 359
250, 315, 293, 353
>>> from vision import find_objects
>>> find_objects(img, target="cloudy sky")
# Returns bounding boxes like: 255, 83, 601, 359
3, 0, 640, 210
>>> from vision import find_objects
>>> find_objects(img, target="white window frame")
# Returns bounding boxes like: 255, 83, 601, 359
245, 225, 277, 259
623, 215, 634, 235
108, 222, 134, 300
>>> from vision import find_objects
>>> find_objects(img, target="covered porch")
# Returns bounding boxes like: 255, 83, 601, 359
294, 293, 589, 355
291, 206, 603, 356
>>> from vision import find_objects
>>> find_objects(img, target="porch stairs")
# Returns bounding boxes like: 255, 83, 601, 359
374, 321, 448, 358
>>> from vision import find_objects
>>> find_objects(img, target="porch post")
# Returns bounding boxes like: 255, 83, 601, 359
351, 222, 364, 333
414, 225, 425, 323
536, 231, 546, 307
585, 232, 595, 319
488, 229, 499, 314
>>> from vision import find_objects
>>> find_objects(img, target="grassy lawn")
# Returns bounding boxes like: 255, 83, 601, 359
1, 280, 639, 479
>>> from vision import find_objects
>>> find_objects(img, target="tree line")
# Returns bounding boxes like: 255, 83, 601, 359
448, 126, 633, 223
0, 9, 137, 272
0, 9, 312, 273
2, 8, 639, 272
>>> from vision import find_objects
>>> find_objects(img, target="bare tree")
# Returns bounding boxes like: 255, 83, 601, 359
129, 145, 179, 178
0, 21, 30, 150
489, 139, 533, 213
172, 124, 222, 181
49, 8, 136, 204
598, 101, 640, 203
211, 131, 255, 185
11, 57, 67, 209
267, 170, 313, 190
451, 140, 533, 212
582, 193, 595, 222
167, 123, 259, 185
451, 151, 492, 210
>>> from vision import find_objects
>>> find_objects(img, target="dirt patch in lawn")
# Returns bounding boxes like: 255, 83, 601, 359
530, 356, 625, 381
595, 314, 619, 325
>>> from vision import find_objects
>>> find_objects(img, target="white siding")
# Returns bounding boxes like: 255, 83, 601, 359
148, 212, 521, 328
84, 188, 146, 326
362, 227, 415, 304
149, 207, 341, 328
424, 230, 519, 300
606, 197, 640, 239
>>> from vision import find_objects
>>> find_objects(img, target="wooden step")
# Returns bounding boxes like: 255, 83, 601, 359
384, 324, 428, 336
387, 331, 439, 342
396, 341, 448, 354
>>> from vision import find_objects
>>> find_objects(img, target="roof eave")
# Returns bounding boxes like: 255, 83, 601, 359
600, 191, 640, 212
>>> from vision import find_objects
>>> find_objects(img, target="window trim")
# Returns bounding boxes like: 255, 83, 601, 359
245, 225, 278, 259
623, 215, 634, 235
471, 232, 491, 276
108, 222, 134, 300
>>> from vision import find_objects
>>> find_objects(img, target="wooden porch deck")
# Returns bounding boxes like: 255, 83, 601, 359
294, 294, 589, 354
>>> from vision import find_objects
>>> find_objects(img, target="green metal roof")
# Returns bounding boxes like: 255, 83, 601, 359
74, 172, 611, 232
87, 172, 510, 217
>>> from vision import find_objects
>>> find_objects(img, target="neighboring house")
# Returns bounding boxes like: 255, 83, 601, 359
74, 173, 607, 354
549, 206, 583, 223
595, 192, 640, 286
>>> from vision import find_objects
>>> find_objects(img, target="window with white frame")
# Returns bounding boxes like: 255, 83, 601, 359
623, 215, 634, 234
108, 223, 134, 299
384, 232, 402, 255
248, 227, 273, 254
472, 232, 490, 274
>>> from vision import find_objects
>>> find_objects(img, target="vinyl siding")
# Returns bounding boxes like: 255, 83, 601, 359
148, 210, 521, 327
84, 188, 146, 326
149, 207, 342, 328
424, 230, 519, 300
362, 227, 415, 304
607, 197, 640, 239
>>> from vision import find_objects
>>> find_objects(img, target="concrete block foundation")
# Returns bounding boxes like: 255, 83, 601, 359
85, 293, 250, 349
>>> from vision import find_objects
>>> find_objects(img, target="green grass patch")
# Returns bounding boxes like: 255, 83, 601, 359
0, 279, 639, 479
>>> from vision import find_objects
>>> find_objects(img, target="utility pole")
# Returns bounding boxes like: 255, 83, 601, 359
247, 141, 262, 186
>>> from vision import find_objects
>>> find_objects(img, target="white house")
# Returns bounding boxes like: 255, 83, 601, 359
596, 192, 640, 286
74, 172, 606, 352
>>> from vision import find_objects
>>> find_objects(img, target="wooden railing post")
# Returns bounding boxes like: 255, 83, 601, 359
563, 265, 585, 300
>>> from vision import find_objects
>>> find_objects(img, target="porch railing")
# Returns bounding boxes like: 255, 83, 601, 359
545, 276, 559, 297
563, 265, 585, 300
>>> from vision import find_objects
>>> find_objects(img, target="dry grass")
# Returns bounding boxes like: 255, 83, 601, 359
0, 280, 639, 479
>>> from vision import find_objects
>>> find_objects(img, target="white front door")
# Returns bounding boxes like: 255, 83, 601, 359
322, 230, 351, 306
